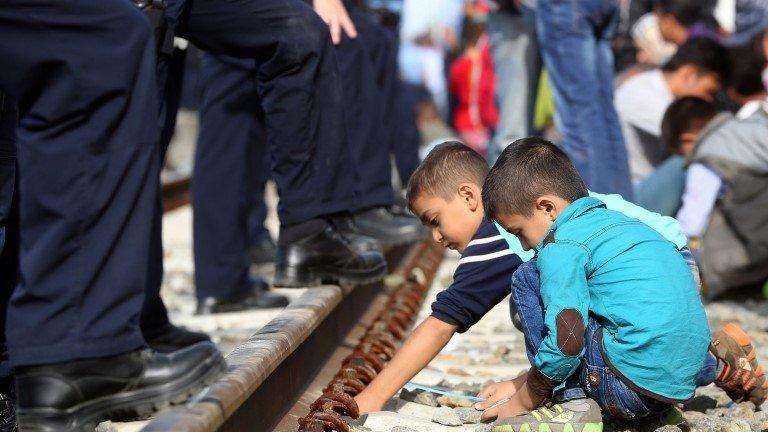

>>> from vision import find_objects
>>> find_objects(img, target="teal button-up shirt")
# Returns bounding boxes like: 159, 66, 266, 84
531, 197, 709, 401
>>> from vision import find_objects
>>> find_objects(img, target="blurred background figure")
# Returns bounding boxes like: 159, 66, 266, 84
448, 5, 498, 157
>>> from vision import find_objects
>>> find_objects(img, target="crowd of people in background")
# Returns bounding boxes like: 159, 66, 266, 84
384, 0, 768, 299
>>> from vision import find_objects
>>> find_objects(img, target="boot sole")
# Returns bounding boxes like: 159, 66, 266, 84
17, 353, 226, 432
273, 260, 388, 288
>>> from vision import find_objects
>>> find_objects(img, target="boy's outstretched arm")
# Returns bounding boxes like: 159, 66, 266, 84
355, 316, 457, 413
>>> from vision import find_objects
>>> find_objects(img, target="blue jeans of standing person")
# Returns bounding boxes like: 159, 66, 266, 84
537, 0, 634, 200
509, 254, 716, 420
486, 6, 542, 164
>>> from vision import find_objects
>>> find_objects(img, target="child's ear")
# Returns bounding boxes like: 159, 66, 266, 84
457, 183, 481, 212
536, 197, 557, 221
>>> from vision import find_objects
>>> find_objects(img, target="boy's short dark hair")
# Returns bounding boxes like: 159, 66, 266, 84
660, 97, 719, 152
406, 141, 489, 209
662, 37, 730, 83
655, 0, 716, 27
727, 34, 768, 98
482, 138, 588, 219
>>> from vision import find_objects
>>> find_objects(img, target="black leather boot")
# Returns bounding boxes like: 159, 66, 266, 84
143, 323, 212, 353
196, 276, 289, 314
353, 207, 423, 247
0, 381, 16, 432
274, 223, 387, 288
249, 235, 277, 265
330, 215, 383, 254
15, 342, 225, 432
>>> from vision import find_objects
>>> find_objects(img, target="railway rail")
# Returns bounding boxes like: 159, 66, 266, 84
137, 240, 443, 432
154, 175, 445, 431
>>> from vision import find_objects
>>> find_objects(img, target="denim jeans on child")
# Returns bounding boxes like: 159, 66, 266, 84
510, 256, 716, 420
536, 0, 634, 200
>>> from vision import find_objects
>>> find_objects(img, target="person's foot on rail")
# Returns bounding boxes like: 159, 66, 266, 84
352, 206, 424, 248
273, 218, 387, 288
331, 214, 383, 254
0, 377, 16, 432
15, 342, 226, 432
249, 235, 278, 265
143, 323, 213, 353
196, 276, 290, 315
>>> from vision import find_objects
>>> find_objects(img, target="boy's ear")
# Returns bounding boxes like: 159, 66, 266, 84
457, 183, 481, 211
535, 196, 558, 221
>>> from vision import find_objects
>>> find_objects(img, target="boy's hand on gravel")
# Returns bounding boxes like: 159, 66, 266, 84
475, 375, 525, 410
312, 0, 357, 45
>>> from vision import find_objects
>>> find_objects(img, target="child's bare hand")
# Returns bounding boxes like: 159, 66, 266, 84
480, 396, 528, 421
474, 375, 525, 411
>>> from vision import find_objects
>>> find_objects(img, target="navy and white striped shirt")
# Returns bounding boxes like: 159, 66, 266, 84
430, 219, 523, 333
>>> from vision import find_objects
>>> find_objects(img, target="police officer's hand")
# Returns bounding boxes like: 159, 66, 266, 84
313, 0, 357, 45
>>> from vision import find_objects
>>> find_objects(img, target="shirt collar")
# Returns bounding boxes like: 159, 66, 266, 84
534, 196, 605, 252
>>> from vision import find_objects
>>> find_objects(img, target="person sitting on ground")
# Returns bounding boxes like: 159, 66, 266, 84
614, 37, 728, 183
479, 138, 766, 431
353, 141, 707, 416
676, 31, 768, 299
635, 97, 720, 216
654, 0, 721, 45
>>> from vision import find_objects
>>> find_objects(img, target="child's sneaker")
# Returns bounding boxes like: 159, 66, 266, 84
711, 323, 767, 406
492, 398, 603, 432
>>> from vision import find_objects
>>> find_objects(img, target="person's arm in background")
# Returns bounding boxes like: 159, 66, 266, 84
676, 163, 723, 238
313, 0, 357, 44
355, 317, 456, 413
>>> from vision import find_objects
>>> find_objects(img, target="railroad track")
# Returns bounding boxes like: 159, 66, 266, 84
139, 240, 444, 432
154, 175, 445, 431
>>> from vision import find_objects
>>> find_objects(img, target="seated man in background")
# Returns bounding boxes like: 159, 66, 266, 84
676, 32, 768, 299
635, 97, 720, 216
615, 37, 728, 184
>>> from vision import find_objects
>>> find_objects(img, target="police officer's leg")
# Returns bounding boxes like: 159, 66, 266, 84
0, 95, 18, 429
247, 144, 276, 265
142, 47, 213, 352
171, 0, 387, 287
0, 2, 223, 429
193, 53, 287, 313
340, 5, 421, 247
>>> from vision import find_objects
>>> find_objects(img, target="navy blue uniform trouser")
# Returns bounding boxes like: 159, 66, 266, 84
0, 0, 159, 367
190, 3, 399, 298
193, 55, 269, 299
166, 0, 355, 224
0, 96, 18, 378
158, 0, 358, 301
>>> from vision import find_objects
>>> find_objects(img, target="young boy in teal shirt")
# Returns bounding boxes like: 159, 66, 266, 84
480, 138, 766, 431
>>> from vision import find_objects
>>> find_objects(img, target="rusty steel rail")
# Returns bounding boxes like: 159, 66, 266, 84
297, 241, 444, 432
141, 240, 444, 432
161, 175, 191, 213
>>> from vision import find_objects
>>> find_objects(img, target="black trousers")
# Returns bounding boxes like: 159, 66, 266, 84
192, 55, 268, 299
0, 0, 159, 367
190, 2, 407, 299
0, 96, 18, 378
